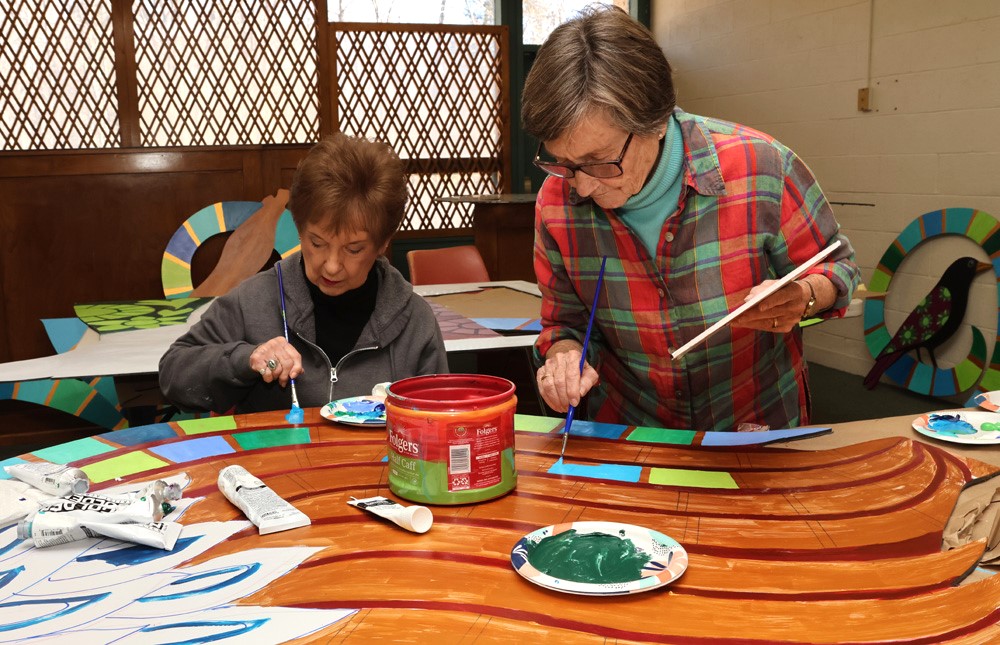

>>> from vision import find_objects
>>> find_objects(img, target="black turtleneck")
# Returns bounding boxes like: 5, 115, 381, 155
304, 261, 379, 365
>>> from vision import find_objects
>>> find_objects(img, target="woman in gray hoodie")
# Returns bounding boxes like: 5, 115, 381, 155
159, 134, 448, 414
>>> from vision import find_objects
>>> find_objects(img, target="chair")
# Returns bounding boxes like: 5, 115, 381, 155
406, 245, 490, 286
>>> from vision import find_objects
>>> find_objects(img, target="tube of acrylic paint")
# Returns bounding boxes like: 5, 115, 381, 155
17, 511, 182, 550
38, 491, 164, 524
5, 461, 89, 497
217, 465, 310, 535
347, 496, 433, 534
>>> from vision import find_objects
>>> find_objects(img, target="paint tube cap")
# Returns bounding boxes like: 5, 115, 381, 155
70, 477, 90, 495
400, 505, 433, 533
16, 520, 32, 541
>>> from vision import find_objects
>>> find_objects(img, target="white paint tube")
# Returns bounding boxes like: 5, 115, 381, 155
217, 465, 310, 535
17, 511, 182, 550
0, 479, 49, 527
347, 496, 433, 534
5, 461, 89, 497
38, 491, 163, 524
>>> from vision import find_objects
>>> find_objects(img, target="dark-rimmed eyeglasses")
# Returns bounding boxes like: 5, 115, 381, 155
533, 133, 634, 179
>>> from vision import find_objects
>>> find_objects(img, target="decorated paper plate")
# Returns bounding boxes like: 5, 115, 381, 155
912, 410, 1000, 445
973, 391, 1000, 412
321, 396, 386, 427
510, 520, 687, 596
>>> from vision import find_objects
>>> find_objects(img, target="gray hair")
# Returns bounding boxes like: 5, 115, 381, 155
522, 5, 675, 141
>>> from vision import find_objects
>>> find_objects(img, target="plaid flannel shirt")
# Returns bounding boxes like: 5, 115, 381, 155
533, 108, 860, 432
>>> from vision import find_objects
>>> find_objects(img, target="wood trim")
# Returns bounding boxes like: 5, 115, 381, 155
315, 0, 333, 137
109, 0, 140, 147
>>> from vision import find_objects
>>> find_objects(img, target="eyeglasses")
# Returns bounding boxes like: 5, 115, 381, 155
533, 132, 634, 179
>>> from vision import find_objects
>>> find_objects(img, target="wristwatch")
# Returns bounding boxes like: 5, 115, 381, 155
801, 279, 817, 318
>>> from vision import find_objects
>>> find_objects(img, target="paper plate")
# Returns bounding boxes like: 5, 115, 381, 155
912, 410, 1000, 445
973, 391, 1000, 412
510, 521, 687, 596
321, 396, 386, 427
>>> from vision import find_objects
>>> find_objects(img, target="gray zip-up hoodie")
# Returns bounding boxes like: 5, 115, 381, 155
159, 254, 448, 414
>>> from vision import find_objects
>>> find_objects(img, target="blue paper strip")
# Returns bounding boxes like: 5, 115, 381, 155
150, 436, 236, 463
100, 423, 179, 447
700, 427, 831, 446
548, 461, 641, 482
563, 420, 628, 440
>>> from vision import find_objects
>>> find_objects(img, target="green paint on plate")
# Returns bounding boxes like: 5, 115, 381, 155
82, 452, 170, 483
526, 529, 651, 583
515, 414, 562, 434
233, 427, 311, 450
177, 416, 237, 435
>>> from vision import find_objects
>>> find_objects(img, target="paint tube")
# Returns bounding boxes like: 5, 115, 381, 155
102, 480, 183, 517
4, 461, 89, 497
17, 511, 182, 550
38, 491, 164, 524
0, 479, 49, 527
217, 465, 310, 535
347, 496, 433, 534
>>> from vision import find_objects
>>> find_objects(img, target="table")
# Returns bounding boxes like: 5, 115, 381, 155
0, 281, 542, 382
439, 193, 536, 282
2, 410, 999, 642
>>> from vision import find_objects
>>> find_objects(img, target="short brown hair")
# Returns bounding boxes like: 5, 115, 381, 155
288, 133, 408, 247
522, 6, 675, 141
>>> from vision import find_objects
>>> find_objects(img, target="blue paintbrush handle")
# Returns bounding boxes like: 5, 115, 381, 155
275, 264, 300, 408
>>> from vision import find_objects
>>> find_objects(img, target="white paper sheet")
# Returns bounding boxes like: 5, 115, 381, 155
670, 240, 842, 361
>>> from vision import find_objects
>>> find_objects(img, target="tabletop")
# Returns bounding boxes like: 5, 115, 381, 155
2, 408, 1000, 642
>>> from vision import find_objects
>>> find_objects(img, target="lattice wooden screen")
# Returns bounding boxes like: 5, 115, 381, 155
132, 1, 320, 146
332, 24, 510, 231
0, 1, 120, 150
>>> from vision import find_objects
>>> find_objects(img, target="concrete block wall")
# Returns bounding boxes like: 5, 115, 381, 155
652, 0, 1000, 380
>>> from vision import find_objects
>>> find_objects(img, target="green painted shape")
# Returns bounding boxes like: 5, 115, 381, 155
177, 416, 237, 435
877, 243, 906, 274
515, 414, 562, 433
981, 368, 1000, 392
33, 437, 116, 463
188, 205, 225, 243
626, 427, 695, 445
82, 452, 170, 484
274, 211, 300, 255
233, 427, 312, 450
865, 326, 892, 358
968, 210, 999, 244
955, 328, 987, 391
648, 467, 738, 489
868, 269, 891, 293
908, 361, 933, 396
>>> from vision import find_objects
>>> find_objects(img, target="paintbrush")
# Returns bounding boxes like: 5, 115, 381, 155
558, 256, 607, 464
275, 263, 304, 424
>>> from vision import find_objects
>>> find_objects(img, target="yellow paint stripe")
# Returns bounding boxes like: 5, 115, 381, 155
214, 202, 225, 232
112, 419, 129, 430
163, 252, 191, 270
281, 244, 301, 258
164, 285, 193, 296
74, 388, 99, 416
183, 220, 201, 245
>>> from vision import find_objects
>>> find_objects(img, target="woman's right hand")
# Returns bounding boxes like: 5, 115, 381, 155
536, 341, 599, 413
250, 337, 304, 387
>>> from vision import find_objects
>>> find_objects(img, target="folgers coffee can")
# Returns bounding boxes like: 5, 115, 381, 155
386, 374, 517, 505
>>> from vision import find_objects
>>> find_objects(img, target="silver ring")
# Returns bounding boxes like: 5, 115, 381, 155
266, 359, 278, 370
259, 367, 267, 376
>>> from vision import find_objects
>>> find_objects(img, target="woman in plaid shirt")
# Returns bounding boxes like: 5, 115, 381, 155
523, 7, 860, 432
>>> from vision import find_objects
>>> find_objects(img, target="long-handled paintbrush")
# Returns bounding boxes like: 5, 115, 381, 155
558, 256, 607, 463
275, 263, 304, 424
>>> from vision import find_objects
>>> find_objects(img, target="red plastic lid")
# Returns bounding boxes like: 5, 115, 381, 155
386, 374, 516, 412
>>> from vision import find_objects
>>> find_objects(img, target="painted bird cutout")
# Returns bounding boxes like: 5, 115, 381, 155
864, 256, 992, 389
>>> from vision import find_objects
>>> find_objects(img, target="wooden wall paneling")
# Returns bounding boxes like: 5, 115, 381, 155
261, 146, 313, 197
109, 0, 140, 147
0, 200, 10, 362
496, 24, 513, 194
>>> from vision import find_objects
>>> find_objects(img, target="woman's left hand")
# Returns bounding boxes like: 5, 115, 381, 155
732, 280, 810, 333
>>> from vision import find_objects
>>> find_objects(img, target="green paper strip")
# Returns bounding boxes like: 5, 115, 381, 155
515, 414, 562, 434
178, 416, 238, 435
649, 467, 738, 489
33, 437, 116, 464
82, 452, 170, 484
233, 427, 311, 450
627, 427, 696, 445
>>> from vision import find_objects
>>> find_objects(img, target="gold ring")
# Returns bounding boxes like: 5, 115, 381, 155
772, 318, 778, 329
539, 374, 550, 382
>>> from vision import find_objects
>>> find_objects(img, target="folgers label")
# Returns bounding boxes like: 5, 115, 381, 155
386, 374, 517, 505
